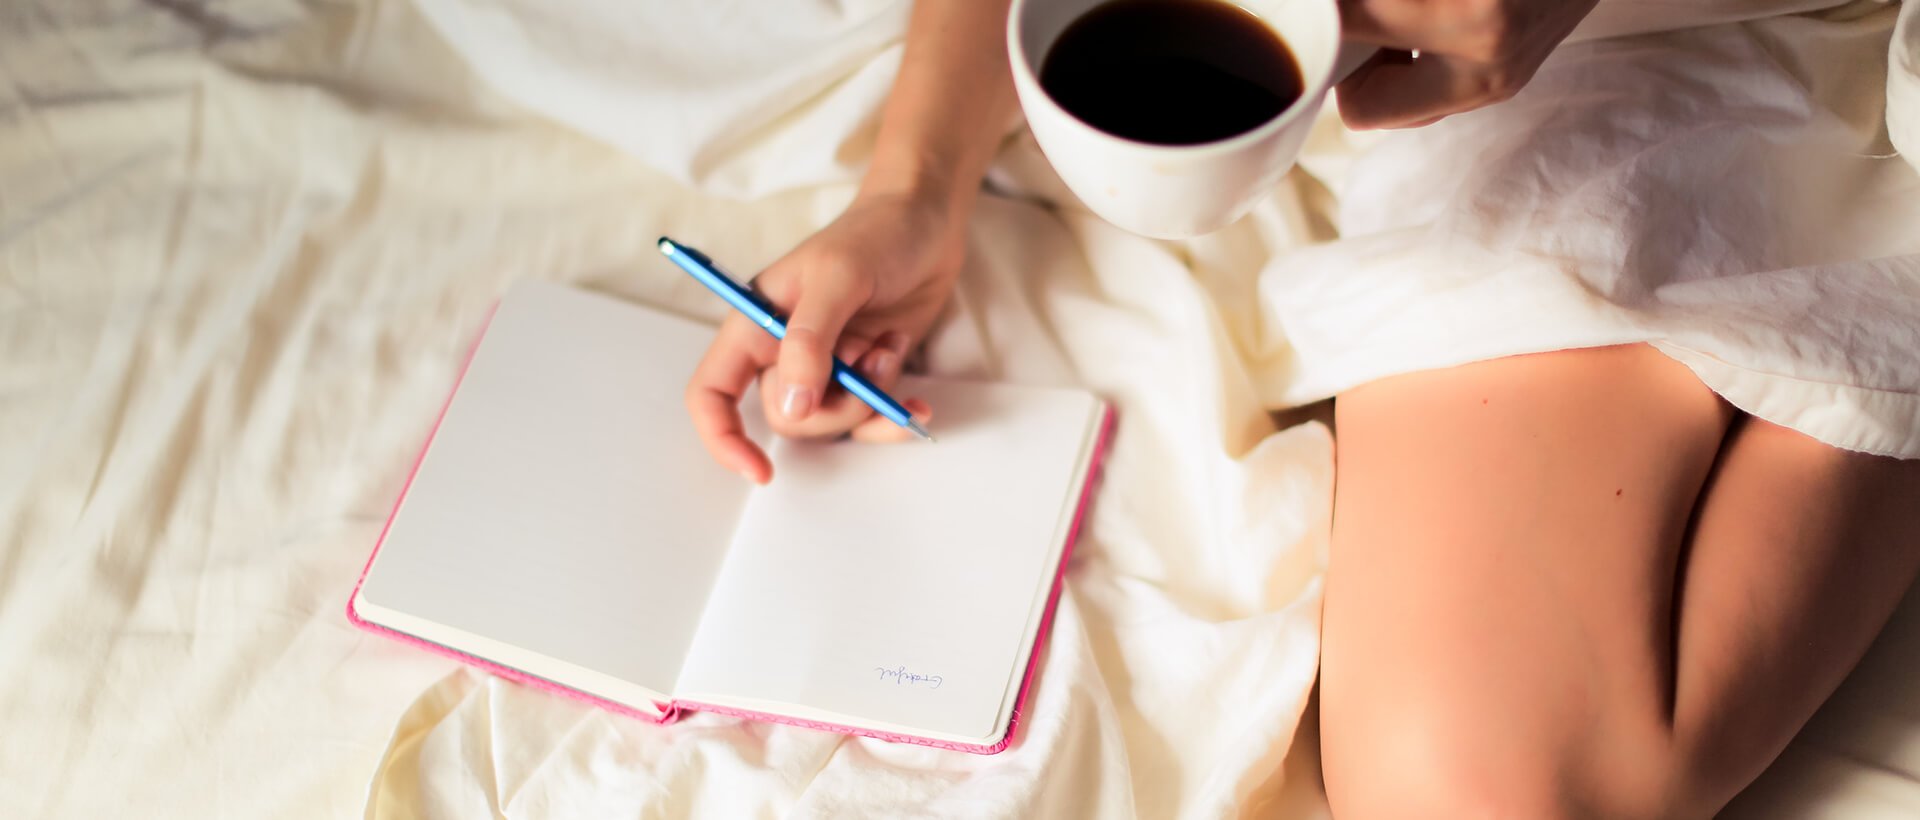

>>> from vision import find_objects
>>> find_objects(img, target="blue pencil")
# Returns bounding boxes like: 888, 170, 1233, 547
658, 237, 934, 442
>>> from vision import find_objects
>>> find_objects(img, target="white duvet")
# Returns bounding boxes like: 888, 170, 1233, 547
3, 0, 1919, 818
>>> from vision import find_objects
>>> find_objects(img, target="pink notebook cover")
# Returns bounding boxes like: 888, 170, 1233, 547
346, 301, 1116, 755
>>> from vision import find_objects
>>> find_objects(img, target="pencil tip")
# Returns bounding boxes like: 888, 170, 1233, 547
656, 237, 674, 255
907, 420, 935, 442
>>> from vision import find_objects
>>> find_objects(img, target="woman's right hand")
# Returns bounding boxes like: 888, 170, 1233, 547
1337, 0, 1598, 129
685, 188, 966, 484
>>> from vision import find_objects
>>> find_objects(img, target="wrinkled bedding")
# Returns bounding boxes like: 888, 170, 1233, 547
3, 1, 1918, 818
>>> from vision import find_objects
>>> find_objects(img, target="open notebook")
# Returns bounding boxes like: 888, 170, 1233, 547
348, 281, 1111, 754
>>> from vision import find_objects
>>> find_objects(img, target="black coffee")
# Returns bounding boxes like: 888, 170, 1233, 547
1039, 0, 1304, 145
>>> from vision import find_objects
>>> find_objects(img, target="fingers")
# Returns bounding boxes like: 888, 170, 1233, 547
686, 315, 778, 484
842, 336, 930, 443
1336, 0, 1588, 128
851, 398, 933, 444
759, 330, 912, 439
834, 332, 880, 378
1339, 0, 1510, 60
688, 317, 922, 484
853, 330, 909, 392
1336, 50, 1515, 130
1338, 0, 1433, 51
775, 272, 868, 423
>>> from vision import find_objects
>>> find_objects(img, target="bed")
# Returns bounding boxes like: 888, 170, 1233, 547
3, 1, 1917, 817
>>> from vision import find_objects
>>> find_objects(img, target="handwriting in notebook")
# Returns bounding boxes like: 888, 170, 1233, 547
875, 665, 944, 689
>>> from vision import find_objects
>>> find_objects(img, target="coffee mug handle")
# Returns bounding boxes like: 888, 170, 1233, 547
1332, 43, 1378, 83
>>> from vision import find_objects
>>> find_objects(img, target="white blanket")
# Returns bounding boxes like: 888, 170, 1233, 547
3, 1, 1918, 818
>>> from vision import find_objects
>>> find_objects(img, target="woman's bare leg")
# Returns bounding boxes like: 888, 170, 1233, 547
1665, 413, 1920, 809
1318, 344, 1920, 819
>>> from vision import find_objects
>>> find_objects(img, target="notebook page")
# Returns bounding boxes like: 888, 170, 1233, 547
674, 379, 1101, 740
357, 281, 750, 698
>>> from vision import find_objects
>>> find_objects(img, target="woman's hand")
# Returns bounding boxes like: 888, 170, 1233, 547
683, 0, 1013, 483
1336, 0, 1598, 129
684, 189, 964, 484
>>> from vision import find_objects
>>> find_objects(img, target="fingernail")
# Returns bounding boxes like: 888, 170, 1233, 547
782, 385, 815, 419
864, 350, 898, 382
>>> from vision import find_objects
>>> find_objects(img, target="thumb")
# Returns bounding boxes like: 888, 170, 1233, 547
775, 274, 864, 422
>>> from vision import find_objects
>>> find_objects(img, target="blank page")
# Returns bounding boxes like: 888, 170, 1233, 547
674, 379, 1103, 740
357, 281, 751, 699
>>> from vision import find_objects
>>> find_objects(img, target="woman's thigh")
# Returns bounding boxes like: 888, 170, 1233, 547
1319, 343, 1920, 818
1663, 411, 1920, 808
1322, 344, 1731, 816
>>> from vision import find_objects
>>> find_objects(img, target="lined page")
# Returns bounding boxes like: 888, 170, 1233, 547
675, 379, 1102, 740
358, 281, 751, 697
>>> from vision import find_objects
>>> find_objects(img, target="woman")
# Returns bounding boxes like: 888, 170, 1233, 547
682, 0, 1920, 816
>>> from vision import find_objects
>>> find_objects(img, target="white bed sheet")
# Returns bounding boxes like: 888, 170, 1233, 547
1, 1, 1915, 818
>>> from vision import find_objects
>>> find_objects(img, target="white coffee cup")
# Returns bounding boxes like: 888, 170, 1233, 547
1008, 0, 1372, 239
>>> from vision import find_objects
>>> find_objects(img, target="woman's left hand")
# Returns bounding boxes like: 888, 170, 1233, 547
1336, 0, 1599, 129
